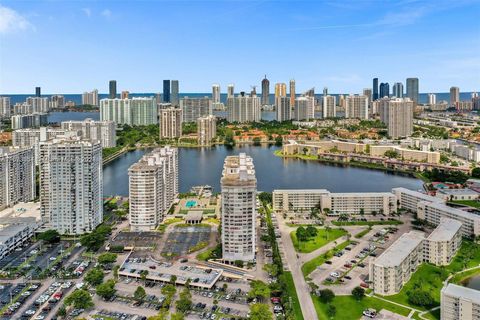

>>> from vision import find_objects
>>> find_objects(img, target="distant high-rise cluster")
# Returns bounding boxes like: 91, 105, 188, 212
61, 118, 116, 148
128, 146, 178, 231
11, 113, 48, 129
227, 92, 261, 123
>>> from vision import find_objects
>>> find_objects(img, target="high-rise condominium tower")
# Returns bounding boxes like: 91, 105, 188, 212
379, 97, 413, 139
294, 96, 315, 121
100, 97, 157, 125
289, 79, 296, 107
227, 84, 234, 99
160, 108, 182, 139
121, 91, 129, 99
109, 80, 117, 99
0, 97, 11, 118
275, 97, 291, 122
379, 82, 390, 98
406, 78, 419, 104
393, 82, 404, 98
226, 92, 261, 123
345, 95, 369, 119
363, 88, 372, 103
35, 87, 41, 97
163, 80, 171, 103
428, 93, 437, 105
372, 78, 379, 101
274, 83, 287, 98
0, 147, 36, 209
197, 115, 217, 146
221, 153, 256, 263
39, 137, 102, 234
450, 87, 460, 106
82, 89, 99, 106
171, 80, 179, 106
261, 76, 270, 106
212, 84, 221, 104
128, 146, 178, 231
322, 95, 336, 118
61, 118, 116, 148
180, 97, 212, 122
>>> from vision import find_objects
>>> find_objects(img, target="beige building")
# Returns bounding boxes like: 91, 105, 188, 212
345, 95, 369, 119
379, 97, 413, 138
392, 187, 441, 212
197, 115, 217, 146
322, 95, 336, 118
424, 218, 462, 266
226, 93, 261, 123
441, 283, 480, 320
294, 96, 315, 121
370, 145, 440, 164
160, 108, 182, 139
274, 83, 287, 98
61, 118, 116, 148
369, 231, 425, 295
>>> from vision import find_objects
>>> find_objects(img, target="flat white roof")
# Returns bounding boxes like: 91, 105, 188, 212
424, 201, 480, 222
374, 231, 425, 267
427, 218, 462, 242
331, 192, 394, 197
273, 189, 329, 193
392, 187, 441, 202
442, 283, 480, 304
438, 188, 479, 196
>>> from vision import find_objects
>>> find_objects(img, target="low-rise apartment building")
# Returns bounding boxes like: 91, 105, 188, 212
370, 145, 441, 164
441, 283, 480, 320
424, 218, 462, 266
436, 188, 479, 201
392, 187, 442, 212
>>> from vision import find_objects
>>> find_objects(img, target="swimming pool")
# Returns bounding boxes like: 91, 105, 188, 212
186, 200, 198, 208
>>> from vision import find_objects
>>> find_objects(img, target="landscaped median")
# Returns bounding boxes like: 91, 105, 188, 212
282, 271, 304, 320
302, 240, 351, 278
332, 219, 403, 227
290, 227, 347, 253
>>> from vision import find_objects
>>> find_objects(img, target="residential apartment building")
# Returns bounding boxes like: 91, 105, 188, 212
180, 97, 212, 122
441, 284, 480, 320
212, 84, 221, 104
61, 118, 116, 148
370, 145, 441, 164
221, 153, 257, 263
294, 96, 315, 121
424, 218, 462, 266
275, 97, 291, 122
11, 113, 48, 129
392, 187, 441, 212
369, 231, 425, 295
322, 95, 336, 118
159, 108, 182, 139
379, 97, 414, 138
100, 97, 158, 125
0, 97, 11, 118
226, 93, 261, 123
0, 147, 36, 209
197, 115, 217, 146
128, 147, 178, 231
39, 137, 103, 235
26, 97, 49, 113
345, 95, 369, 119
82, 89, 99, 106
274, 83, 287, 98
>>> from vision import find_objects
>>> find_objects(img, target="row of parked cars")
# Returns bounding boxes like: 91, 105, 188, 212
2, 283, 40, 318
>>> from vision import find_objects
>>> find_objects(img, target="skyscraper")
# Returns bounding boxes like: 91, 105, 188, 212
393, 82, 404, 98
226, 92, 261, 123
159, 108, 182, 139
428, 93, 437, 105
61, 119, 116, 148
212, 84, 221, 104
109, 80, 117, 99
372, 78, 379, 101
379, 97, 413, 139
345, 95, 369, 119
322, 95, 336, 118
379, 83, 390, 98
0, 97, 11, 118
100, 97, 157, 125
261, 76, 270, 106
289, 80, 296, 107
275, 97, 291, 122
197, 115, 217, 146
171, 80, 179, 106
180, 96, 212, 122
35, 87, 41, 97
227, 84, 234, 99
82, 89, 99, 106
121, 91, 129, 99
363, 88, 372, 103
406, 78, 419, 104
450, 87, 460, 106
274, 83, 287, 98
163, 80, 171, 103
128, 147, 178, 231
39, 136, 103, 235
221, 153, 256, 263
294, 96, 315, 121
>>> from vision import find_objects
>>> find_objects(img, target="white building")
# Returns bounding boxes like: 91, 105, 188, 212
226, 93, 261, 123
345, 95, 369, 119
212, 84, 221, 104
221, 153, 257, 263
322, 95, 336, 118
39, 137, 103, 235
436, 188, 479, 201
0, 147, 36, 209
424, 218, 462, 266
275, 97, 291, 122
294, 96, 315, 121
379, 97, 414, 139
128, 147, 178, 231
441, 283, 480, 320
392, 187, 442, 212
11, 113, 48, 129
82, 89, 99, 106
26, 97, 49, 113
100, 97, 158, 125
180, 97, 212, 122
428, 93, 437, 105
227, 84, 234, 99
61, 118, 116, 148
160, 108, 183, 139
0, 97, 11, 118
197, 115, 217, 146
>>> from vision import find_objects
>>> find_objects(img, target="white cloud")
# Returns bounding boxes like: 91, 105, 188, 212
0, 5, 34, 35
82, 8, 92, 17
101, 9, 112, 19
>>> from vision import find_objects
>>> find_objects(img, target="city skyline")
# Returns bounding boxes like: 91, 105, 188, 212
1, 1, 479, 94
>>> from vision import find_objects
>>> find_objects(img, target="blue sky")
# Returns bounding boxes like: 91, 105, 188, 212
0, 0, 479, 94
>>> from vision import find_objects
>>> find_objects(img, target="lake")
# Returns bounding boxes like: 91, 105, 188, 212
102, 144, 423, 196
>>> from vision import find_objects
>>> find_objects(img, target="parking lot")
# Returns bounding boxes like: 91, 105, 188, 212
0, 242, 37, 270
0, 283, 40, 319
111, 232, 163, 248
161, 225, 211, 258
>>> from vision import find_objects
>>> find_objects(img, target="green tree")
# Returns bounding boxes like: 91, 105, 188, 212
64, 289, 94, 310
170, 274, 177, 285
351, 286, 365, 300
38, 230, 60, 244
249, 303, 273, 320
253, 137, 262, 146
296, 226, 308, 242
327, 304, 336, 317
96, 280, 116, 300
407, 290, 435, 307
305, 226, 318, 238
175, 286, 193, 313
258, 192, 273, 205
171, 313, 185, 320
140, 270, 149, 285
248, 280, 271, 301
134, 286, 146, 301
113, 265, 120, 280
234, 260, 244, 268
97, 253, 117, 265
384, 150, 400, 158
84, 268, 104, 286
472, 167, 480, 178
274, 135, 283, 146
318, 289, 335, 303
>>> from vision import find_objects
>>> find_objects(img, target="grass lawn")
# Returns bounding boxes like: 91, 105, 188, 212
291, 228, 347, 253
332, 219, 403, 227
301, 241, 351, 277
282, 272, 304, 320
354, 227, 372, 239
381, 240, 480, 312
312, 295, 412, 320
451, 200, 480, 209
196, 247, 216, 261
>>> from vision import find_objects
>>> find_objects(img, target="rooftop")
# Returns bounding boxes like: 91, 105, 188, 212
0, 202, 41, 220
221, 153, 256, 187
427, 218, 462, 242
422, 201, 480, 222
437, 188, 479, 196
373, 231, 425, 267
442, 283, 480, 304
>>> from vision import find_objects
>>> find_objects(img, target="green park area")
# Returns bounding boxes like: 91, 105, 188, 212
290, 227, 347, 253
451, 200, 480, 209
332, 219, 403, 227
301, 241, 351, 277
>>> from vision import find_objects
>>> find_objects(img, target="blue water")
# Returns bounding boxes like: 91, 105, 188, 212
48, 111, 100, 124
3, 92, 476, 105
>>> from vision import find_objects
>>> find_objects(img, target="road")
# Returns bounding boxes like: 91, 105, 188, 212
277, 213, 318, 320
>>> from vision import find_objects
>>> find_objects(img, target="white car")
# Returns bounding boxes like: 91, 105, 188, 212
25, 310, 36, 316
330, 272, 339, 278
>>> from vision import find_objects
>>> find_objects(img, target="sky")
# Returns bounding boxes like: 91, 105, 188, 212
0, 0, 479, 94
